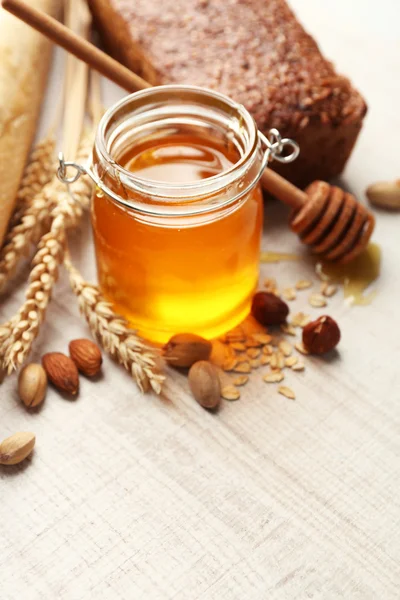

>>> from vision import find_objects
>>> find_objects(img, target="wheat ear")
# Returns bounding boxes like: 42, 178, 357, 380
0, 189, 82, 373
64, 255, 164, 394
0, 136, 92, 292
0, 136, 94, 373
9, 135, 57, 228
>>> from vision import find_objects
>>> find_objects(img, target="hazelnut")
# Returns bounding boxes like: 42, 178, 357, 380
302, 315, 341, 354
251, 292, 289, 326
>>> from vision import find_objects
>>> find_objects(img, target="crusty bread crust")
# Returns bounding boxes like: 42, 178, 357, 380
88, 0, 366, 187
0, 0, 59, 246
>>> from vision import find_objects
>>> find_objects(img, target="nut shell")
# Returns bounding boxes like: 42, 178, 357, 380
0, 432, 36, 466
366, 180, 400, 210
188, 360, 221, 410
42, 352, 79, 395
18, 363, 47, 408
302, 315, 341, 354
251, 292, 289, 326
163, 333, 212, 368
69, 338, 102, 377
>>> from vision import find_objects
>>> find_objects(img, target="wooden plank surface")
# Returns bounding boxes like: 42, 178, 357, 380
1, 1, 399, 598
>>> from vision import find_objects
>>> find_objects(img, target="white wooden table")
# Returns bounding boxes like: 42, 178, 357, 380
1, 1, 399, 598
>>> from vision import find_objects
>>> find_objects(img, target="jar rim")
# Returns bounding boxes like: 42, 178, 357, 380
92, 85, 266, 216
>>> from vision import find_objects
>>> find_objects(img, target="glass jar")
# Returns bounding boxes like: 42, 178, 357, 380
90, 85, 266, 344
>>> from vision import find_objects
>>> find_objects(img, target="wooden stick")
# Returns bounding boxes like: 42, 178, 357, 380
89, 70, 105, 125
261, 169, 306, 210
2, 0, 150, 93
63, 0, 92, 158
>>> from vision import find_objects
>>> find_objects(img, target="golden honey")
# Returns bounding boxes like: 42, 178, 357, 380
90, 87, 265, 343
318, 242, 381, 305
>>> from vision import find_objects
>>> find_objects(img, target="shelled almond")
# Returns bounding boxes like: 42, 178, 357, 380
18, 363, 47, 408
366, 179, 400, 209
0, 432, 36, 466
188, 361, 220, 409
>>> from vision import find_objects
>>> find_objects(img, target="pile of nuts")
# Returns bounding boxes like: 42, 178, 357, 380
1, 339, 103, 467
3, 276, 342, 465
163, 282, 341, 411
18, 338, 102, 408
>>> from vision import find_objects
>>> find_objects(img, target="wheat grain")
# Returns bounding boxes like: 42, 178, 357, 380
64, 255, 164, 394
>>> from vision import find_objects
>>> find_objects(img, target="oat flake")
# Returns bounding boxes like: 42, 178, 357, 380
292, 361, 305, 371
285, 356, 298, 367
279, 340, 293, 357
263, 371, 284, 383
221, 386, 241, 401
283, 287, 297, 301
309, 292, 327, 308
233, 375, 249, 386
295, 342, 309, 355
278, 386, 296, 400
295, 279, 313, 290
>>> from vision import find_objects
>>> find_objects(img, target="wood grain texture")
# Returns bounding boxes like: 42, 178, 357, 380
1, 2, 399, 598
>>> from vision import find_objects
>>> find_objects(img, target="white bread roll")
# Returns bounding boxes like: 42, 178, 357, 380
0, 0, 59, 246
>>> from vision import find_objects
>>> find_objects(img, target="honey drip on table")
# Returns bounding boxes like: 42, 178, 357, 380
259, 243, 381, 306
317, 243, 381, 306
260, 251, 300, 263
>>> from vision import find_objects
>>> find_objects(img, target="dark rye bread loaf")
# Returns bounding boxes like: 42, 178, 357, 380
88, 0, 367, 186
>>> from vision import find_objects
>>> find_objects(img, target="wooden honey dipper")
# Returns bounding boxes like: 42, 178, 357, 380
262, 167, 375, 264
3, 0, 375, 263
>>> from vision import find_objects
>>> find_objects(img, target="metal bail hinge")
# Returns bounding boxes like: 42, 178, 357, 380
260, 128, 300, 165
57, 152, 87, 185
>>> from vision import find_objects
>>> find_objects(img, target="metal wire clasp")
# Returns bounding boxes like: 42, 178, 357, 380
56, 127, 299, 191
260, 128, 300, 166
57, 152, 87, 185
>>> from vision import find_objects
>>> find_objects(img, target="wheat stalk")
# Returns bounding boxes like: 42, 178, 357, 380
0, 130, 164, 393
64, 255, 164, 394
0, 135, 94, 373
0, 135, 92, 292
0, 189, 81, 373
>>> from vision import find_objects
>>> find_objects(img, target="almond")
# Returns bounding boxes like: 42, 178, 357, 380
69, 338, 102, 377
0, 432, 36, 466
42, 352, 79, 395
163, 333, 212, 368
18, 363, 47, 408
188, 360, 220, 410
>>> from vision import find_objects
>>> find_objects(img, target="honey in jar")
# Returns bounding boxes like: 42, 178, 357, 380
90, 86, 265, 343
